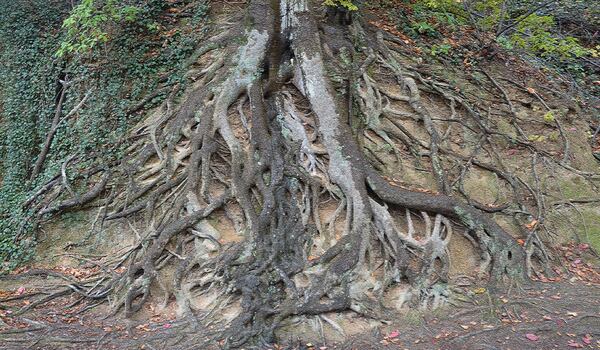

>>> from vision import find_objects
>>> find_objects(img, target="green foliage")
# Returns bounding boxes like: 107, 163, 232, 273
391, 1, 462, 39
528, 134, 546, 142
543, 111, 555, 123
0, 0, 66, 270
324, 0, 358, 11
508, 14, 594, 59
0, 0, 210, 271
417, 0, 595, 60
495, 35, 513, 50
57, 0, 141, 57
413, 20, 438, 36
430, 43, 452, 56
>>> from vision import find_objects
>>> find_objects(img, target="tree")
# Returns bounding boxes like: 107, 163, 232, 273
5, 0, 598, 348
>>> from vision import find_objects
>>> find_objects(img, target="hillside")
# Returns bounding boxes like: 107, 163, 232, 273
1, 0, 599, 349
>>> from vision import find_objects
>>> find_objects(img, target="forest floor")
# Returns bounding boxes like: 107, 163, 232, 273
1, 242, 598, 350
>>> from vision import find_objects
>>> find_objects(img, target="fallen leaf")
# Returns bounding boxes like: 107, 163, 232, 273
526, 87, 537, 94
163, 323, 172, 329
460, 325, 470, 330
567, 312, 578, 317
525, 220, 538, 230
525, 333, 539, 341
388, 330, 400, 339
582, 334, 592, 344
567, 340, 583, 348
16, 286, 25, 295
473, 287, 486, 294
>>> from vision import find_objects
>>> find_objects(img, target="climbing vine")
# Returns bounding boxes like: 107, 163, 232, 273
56, 0, 141, 57
0, 0, 210, 271
0, 0, 66, 269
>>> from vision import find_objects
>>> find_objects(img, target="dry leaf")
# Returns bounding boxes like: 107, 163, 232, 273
525, 333, 539, 341
582, 334, 592, 344
525, 220, 538, 230
388, 330, 400, 339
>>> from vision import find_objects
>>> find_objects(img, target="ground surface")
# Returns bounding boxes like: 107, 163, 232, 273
1, 243, 598, 350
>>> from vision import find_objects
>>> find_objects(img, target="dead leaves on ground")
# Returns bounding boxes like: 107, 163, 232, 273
530, 242, 600, 284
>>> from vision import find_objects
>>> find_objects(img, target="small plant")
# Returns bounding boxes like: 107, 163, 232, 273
413, 21, 437, 36
323, 0, 358, 11
56, 0, 141, 57
496, 35, 513, 50
509, 14, 593, 59
543, 111, 555, 123
528, 134, 546, 142
430, 43, 452, 56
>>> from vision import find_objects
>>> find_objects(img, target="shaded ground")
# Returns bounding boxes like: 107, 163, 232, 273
1, 244, 598, 350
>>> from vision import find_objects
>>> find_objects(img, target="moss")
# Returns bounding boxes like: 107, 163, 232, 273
463, 169, 504, 205
454, 206, 478, 231
496, 118, 517, 141
493, 215, 520, 238
578, 209, 600, 251
547, 208, 600, 251
400, 309, 426, 326
557, 177, 590, 199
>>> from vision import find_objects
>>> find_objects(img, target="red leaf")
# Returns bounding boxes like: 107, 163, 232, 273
16, 287, 25, 295
567, 340, 583, 348
388, 330, 400, 339
525, 333, 539, 341
582, 335, 592, 344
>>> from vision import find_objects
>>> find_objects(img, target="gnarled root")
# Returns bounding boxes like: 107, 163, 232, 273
23, 0, 544, 348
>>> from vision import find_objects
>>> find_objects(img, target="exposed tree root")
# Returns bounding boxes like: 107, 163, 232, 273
19, 0, 600, 348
